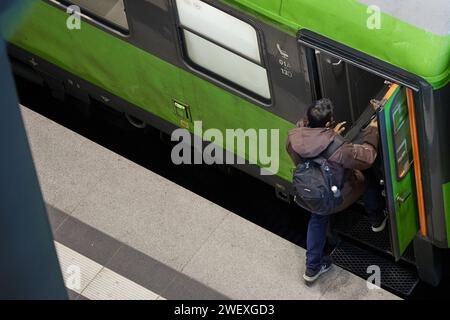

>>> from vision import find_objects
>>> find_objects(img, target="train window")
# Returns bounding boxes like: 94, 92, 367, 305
183, 30, 271, 100
391, 88, 413, 179
176, 0, 271, 100
63, 0, 129, 31
176, 0, 260, 63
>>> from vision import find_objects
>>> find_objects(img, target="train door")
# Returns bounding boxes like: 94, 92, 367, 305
378, 84, 420, 260
314, 50, 385, 129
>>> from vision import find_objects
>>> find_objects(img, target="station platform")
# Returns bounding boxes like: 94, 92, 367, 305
20, 105, 400, 300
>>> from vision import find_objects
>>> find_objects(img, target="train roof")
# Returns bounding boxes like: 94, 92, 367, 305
224, 0, 450, 89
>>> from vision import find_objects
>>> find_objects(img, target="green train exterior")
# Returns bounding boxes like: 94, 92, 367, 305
4, 0, 450, 285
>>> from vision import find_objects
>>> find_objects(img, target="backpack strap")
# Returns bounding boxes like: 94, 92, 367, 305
321, 135, 346, 160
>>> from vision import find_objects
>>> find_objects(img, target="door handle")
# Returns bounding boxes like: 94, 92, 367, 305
396, 192, 411, 204
325, 57, 343, 66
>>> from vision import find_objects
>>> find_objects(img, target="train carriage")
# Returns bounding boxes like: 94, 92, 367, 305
4, 0, 450, 293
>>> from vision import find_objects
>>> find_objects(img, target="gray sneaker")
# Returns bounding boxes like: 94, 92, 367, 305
303, 257, 333, 284
371, 215, 388, 232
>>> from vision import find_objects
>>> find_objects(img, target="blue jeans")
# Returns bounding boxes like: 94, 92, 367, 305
362, 168, 386, 226
306, 213, 330, 270
305, 169, 385, 270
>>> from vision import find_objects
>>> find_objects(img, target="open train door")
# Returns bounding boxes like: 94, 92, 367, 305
378, 83, 420, 260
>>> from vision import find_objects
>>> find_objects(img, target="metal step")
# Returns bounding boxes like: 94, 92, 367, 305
331, 241, 419, 296
332, 206, 416, 264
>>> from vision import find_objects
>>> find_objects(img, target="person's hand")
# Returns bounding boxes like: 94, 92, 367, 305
334, 121, 346, 135
370, 99, 381, 111
368, 118, 378, 128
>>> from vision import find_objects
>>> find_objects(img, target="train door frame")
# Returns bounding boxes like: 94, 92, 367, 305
298, 29, 444, 284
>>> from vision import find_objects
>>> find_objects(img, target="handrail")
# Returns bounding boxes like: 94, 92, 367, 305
406, 88, 427, 237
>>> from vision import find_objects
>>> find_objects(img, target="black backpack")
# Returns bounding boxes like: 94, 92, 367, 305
292, 135, 345, 215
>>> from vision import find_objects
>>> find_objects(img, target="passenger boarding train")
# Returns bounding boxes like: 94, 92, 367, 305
5, 0, 450, 292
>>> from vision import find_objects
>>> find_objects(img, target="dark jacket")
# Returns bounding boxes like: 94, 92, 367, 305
286, 119, 379, 213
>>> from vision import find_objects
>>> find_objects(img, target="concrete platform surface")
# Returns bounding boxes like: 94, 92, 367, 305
20, 105, 400, 300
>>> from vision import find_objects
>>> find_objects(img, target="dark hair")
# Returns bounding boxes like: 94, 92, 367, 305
306, 98, 334, 128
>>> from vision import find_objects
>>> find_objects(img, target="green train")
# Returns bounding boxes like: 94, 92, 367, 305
4, 0, 450, 292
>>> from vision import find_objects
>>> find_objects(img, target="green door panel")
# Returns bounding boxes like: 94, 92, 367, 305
443, 182, 450, 248
378, 85, 419, 259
